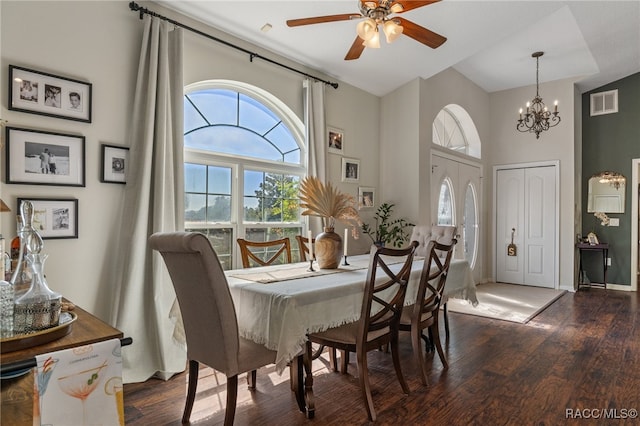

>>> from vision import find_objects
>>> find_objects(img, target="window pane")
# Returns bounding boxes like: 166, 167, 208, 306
185, 126, 282, 160
185, 163, 206, 193
239, 93, 279, 134
244, 170, 263, 196
188, 89, 237, 125
207, 195, 231, 222
185, 193, 206, 222
463, 184, 478, 267
265, 122, 299, 154
186, 227, 233, 270
437, 180, 454, 226
208, 165, 231, 195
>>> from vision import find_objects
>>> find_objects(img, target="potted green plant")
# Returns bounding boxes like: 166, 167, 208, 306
361, 203, 414, 248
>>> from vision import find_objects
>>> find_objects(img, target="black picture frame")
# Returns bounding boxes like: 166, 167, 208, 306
5, 126, 86, 187
101, 144, 129, 184
8, 65, 92, 123
17, 198, 79, 239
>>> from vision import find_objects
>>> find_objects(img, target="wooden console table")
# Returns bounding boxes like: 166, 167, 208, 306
576, 243, 609, 290
0, 302, 126, 426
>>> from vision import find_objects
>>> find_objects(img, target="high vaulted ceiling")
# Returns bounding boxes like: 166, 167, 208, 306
157, 1, 640, 97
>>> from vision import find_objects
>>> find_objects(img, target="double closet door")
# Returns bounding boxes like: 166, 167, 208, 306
495, 165, 557, 288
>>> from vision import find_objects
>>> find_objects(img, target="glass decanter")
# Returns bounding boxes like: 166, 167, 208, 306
10, 207, 34, 297
13, 232, 61, 334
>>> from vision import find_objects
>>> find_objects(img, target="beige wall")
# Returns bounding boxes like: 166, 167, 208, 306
0, 1, 380, 317
488, 77, 579, 290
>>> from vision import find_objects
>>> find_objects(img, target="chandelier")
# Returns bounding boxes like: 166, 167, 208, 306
355, 1, 404, 48
516, 51, 560, 139
593, 171, 626, 190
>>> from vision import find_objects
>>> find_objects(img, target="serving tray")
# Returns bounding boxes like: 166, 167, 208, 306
0, 312, 77, 354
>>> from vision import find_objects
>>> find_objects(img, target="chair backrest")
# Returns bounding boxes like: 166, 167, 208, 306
358, 241, 419, 345
410, 225, 457, 257
149, 232, 241, 375
413, 239, 457, 321
295, 235, 315, 261
237, 237, 292, 268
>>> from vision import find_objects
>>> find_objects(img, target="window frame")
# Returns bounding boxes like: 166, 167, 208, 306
184, 80, 307, 269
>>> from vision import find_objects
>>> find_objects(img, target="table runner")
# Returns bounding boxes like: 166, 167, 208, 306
227, 255, 406, 284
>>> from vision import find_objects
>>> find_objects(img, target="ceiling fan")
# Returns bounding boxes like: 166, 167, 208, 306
286, 0, 447, 60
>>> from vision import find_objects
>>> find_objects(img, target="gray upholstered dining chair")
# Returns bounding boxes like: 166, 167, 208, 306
149, 231, 277, 426
304, 241, 419, 422
398, 239, 456, 385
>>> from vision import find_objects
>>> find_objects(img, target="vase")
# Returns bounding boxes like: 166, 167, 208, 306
13, 253, 61, 334
314, 227, 343, 269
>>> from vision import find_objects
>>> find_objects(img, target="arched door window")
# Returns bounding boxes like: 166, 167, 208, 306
437, 178, 455, 226
463, 183, 478, 268
184, 80, 306, 269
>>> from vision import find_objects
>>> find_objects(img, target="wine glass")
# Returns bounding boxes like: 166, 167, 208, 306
57, 361, 108, 425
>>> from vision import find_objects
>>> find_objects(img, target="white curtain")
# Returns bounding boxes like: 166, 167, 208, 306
110, 17, 186, 383
303, 79, 327, 233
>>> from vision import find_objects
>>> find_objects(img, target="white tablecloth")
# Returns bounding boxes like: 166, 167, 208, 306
226, 254, 476, 373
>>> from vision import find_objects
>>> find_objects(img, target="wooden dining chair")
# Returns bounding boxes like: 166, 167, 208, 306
149, 232, 278, 426
295, 234, 315, 261
398, 239, 456, 386
409, 225, 457, 337
304, 241, 419, 422
237, 237, 292, 268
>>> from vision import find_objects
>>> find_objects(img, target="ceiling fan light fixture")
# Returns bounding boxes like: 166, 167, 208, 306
390, 3, 404, 13
383, 19, 403, 43
362, 28, 381, 48
356, 18, 377, 41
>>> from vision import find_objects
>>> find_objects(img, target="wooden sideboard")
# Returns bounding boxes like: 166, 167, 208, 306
1, 303, 125, 426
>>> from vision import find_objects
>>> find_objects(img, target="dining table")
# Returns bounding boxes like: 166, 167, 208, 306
225, 253, 477, 417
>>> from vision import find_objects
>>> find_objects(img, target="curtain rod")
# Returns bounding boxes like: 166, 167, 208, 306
128, 2, 339, 89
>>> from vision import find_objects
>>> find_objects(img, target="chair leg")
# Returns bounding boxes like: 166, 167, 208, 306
246, 370, 257, 389
182, 360, 199, 424
356, 348, 376, 422
431, 321, 448, 369
340, 350, 350, 374
391, 334, 410, 395
411, 326, 429, 386
224, 375, 238, 426
328, 347, 338, 372
443, 302, 450, 339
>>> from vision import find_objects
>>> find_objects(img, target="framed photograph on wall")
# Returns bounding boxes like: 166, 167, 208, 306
5, 126, 86, 187
341, 157, 360, 183
8, 65, 92, 122
327, 126, 344, 154
17, 198, 78, 239
358, 186, 375, 209
101, 144, 129, 184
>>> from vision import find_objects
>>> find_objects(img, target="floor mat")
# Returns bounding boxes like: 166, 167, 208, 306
446, 282, 566, 323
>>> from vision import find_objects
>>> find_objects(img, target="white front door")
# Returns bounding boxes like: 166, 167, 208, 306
432, 153, 482, 280
496, 165, 557, 287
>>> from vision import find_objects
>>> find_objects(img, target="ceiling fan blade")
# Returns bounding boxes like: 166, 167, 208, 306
394, 1, 441, 13
396, 17, 446, 48
345, 36, 366, 60
287, 13, 361, 27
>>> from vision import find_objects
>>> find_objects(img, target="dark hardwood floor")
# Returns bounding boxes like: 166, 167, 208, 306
124, 288, 640, 425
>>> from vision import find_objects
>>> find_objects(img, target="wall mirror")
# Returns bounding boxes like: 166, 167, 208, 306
587, 171, 626, 213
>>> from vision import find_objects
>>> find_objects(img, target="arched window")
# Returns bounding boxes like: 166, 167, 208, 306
184, 80, 306, 269
432, 104, 481, 158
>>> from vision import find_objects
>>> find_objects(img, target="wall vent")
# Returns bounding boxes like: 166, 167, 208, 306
590, 89, 618, 116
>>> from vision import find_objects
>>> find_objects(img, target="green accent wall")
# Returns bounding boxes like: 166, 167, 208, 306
582, 72, 640, 285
